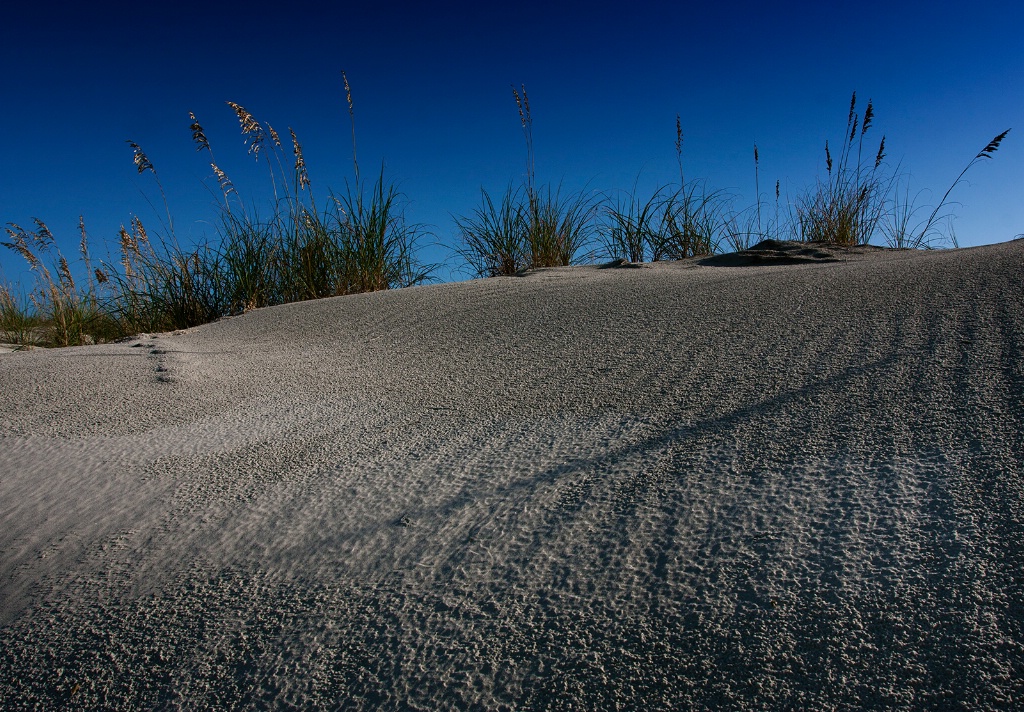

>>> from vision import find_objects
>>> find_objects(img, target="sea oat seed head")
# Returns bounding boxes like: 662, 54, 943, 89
512, 85, 525, 126
32, 219, 54, 250
825, 140, 833, 173
977, 129, 1011, 159
189, 112, 211, 152
211, 163, 235, 196
79, 215, 89, 261
58, 255, 75, 290
118, 225, 134, 272
862, 100, 874, 135
875, 136, 887, 168
227, 101, 258, 134
2, 224, 41, 271
342, 71, 354, 114
127, 141, 155, 174
227, 101, 265, 159
290, 128, 310, 190
268, 124, 281, 147
131, 216, 148, 246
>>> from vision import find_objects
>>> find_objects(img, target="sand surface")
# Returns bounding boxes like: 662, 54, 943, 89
1, 240, 1022, 709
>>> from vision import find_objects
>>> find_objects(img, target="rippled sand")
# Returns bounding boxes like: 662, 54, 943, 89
2, 240, 1022, 709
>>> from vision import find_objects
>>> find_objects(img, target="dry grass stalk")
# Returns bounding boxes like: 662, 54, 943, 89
342, 71, 359, 180
511, 84, 536, 194
911, 129, 1012, 246
190, 111, 236, 208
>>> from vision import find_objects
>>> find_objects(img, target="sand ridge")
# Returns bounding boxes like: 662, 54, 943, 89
1, 240, 1022, 708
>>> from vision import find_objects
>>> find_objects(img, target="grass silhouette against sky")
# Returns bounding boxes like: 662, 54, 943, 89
2, 0, 1021, 286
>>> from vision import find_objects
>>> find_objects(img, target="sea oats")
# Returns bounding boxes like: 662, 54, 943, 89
512, 86, 526, 127
126, 141, 155, 174
343, 71, 354, 115
341, 71, 359, 178
227, 101, 265, 160
291, 128, 310, 190
118, 225, 135, 275
3, 224, 41, 271
875, 136, 887, 168
189, 112, 211, 152
862, 100, 874, 135
78, 216, 89, 263
227, 101, 258, 134
977, 129, 1010, 159
118, 225, 131, 254
58, 256, 75, 291
211, 162, 235, 197
918, 128, 1012, 247
131, 216, 149, 247
33, 219, 55, 251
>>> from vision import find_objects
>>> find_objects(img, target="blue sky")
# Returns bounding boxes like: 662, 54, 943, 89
2, 0, 1021, 285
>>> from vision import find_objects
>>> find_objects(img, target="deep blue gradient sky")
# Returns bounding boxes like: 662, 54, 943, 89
3, 0, 1021, 285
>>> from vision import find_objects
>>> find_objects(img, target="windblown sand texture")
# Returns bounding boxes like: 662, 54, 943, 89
1, 240, 1022, 709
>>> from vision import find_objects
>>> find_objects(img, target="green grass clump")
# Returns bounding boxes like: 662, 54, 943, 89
603, 182, 729, 263
1, 218, 120, 346
455, 85, 598, 276
0, 280, 40, 347
454, 184, 530, 277
795, 93, 891, 246
455, 182, 596, 277
603, 117, 732, 262
793, 92, 1010, 249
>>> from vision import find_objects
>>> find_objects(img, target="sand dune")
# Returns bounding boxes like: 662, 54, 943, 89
1, 240, 1022, 709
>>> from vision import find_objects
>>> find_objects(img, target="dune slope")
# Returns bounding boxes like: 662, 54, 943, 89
1, 241, 1022, 709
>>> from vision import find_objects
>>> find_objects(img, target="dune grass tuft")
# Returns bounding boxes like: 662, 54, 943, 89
1, 217, 120, 346
456, 85, 599, 276
795, 93, 892, 246
792, 93, 1010, 249
602, 116, 732, 262
0, 280, 40, 347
